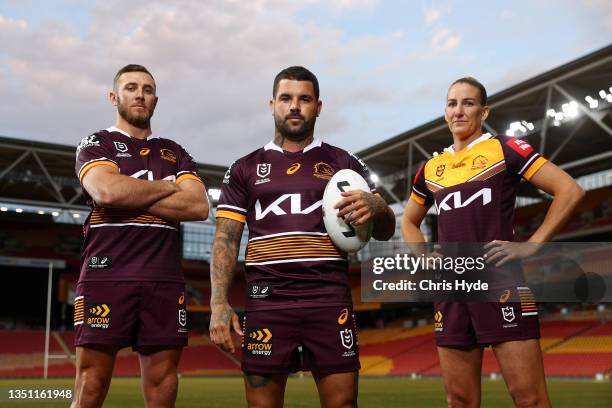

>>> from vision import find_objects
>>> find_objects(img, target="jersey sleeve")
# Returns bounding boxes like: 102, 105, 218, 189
347, 151, 376, 193
216, 159, 248, 223
175, 144, 203, 184
75, 133, 118, 184
499, 136, 548, 181
409, 163, 434, 207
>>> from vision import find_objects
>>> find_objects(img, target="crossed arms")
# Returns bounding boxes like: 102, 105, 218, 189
81, 165, 209, 221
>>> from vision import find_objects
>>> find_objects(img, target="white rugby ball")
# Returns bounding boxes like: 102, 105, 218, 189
323, 169, 374, 253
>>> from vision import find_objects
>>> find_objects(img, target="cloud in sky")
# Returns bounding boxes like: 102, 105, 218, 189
0, 0, 610, 168
431, 28, 461, 52
328, 0, 381, 10
425, 8, 441, 26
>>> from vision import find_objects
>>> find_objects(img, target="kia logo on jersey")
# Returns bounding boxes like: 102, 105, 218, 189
435, 188, 492, 214
254, 194, 322, 220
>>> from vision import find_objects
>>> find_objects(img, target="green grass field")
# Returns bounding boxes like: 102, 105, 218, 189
0, 377, 609, 407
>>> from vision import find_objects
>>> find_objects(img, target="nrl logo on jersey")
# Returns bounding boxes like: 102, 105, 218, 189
255, 163, 271, 185
254, 194, 322, 220
113, 141, 131, 157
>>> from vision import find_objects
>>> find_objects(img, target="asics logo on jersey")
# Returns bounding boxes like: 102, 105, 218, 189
436, 188, 492, 214
254, 194, 322, 220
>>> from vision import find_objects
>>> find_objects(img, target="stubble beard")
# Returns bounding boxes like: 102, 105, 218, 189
274, 113, 317, 142
117, 97, 154, 129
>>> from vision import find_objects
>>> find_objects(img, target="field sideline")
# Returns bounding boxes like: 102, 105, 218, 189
0, 377, 610, 407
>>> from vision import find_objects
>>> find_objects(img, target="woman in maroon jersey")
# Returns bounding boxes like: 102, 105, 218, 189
402, 77, 584, 408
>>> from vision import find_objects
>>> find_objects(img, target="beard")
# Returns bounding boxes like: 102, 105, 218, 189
117, 97, 155, 129
274, 113, 317, 141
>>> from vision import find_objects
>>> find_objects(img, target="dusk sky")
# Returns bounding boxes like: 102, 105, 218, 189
1, 0, 611, 166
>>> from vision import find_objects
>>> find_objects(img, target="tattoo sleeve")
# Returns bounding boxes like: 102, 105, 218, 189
210, 218, 245, 305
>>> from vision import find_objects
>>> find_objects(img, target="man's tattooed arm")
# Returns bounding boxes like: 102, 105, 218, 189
209, 217, 245, 352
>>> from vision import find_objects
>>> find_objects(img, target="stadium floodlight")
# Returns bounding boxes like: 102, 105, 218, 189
546, 109, 556, 117
15, 208, 23, 213
51, 211, 59, 217
370, 173, 379, 183
589, 99, 599, 109
607, 94, 612, 103
554, 112, 564, 121
585, 95, 594, 103
562, 101, 579, 118
208, 188, 221, 201
0, 207, 7, 212
553, 120, 561, 127
599, 90, 607, 99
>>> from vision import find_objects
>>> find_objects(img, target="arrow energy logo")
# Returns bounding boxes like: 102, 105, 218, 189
246, 327, 273, 356
86, 303, 111, 329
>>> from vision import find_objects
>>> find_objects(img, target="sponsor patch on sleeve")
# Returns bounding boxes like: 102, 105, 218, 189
506, 138, 534, 158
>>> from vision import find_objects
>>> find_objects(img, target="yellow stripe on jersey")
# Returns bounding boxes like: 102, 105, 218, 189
245, 234, 345, 263
410, 192, 426, 206
176, 173, 202, 184
523, 156, 548, 181
216, 209, 246, 223
90, 207, 172, 227
79, 160, 119, 182
423, 139, 506, 188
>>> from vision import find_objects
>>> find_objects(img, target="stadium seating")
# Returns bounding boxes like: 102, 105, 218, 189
358, 317, 611, 378
0, 317, 609, 378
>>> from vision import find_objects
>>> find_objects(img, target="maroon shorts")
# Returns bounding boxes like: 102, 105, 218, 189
434, 287, 540, 346
74, 281, 188, 350
241, 306, 360, 375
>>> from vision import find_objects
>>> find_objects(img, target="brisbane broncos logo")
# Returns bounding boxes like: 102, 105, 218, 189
313, 162, 334, 180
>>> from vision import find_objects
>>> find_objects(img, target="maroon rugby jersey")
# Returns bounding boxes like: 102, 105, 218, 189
217, 138, 375, 311
75, 126, 202, 283
410, 133, 548, 243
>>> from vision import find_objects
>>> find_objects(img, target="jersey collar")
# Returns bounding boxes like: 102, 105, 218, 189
444, 132, 492, 155
264, 138, 322, 153
106, 126, 158, 139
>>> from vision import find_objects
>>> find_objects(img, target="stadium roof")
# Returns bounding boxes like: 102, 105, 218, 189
0, 135, 226, 211
358, 44, 612, 204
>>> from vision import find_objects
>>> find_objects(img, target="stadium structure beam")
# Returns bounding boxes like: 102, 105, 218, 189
412, 140, 432, 159
559, 149, 612, 170
540, 85, 553, 154
490, 53, 612, 109
553, 84, 612, 137
407, 142, 413, 201
483, 121, 498, 135
0, 141, 74, 157
0, 150, 30, 181
32, 151, 67, 204
0, 196, 88, 211
549, 118, 585, 161
67, 190, 83, 205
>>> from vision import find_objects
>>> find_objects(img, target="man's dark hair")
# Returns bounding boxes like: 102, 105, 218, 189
450, 76, 487, 105
113, 64, 155, 90
273, 66, 319, 100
